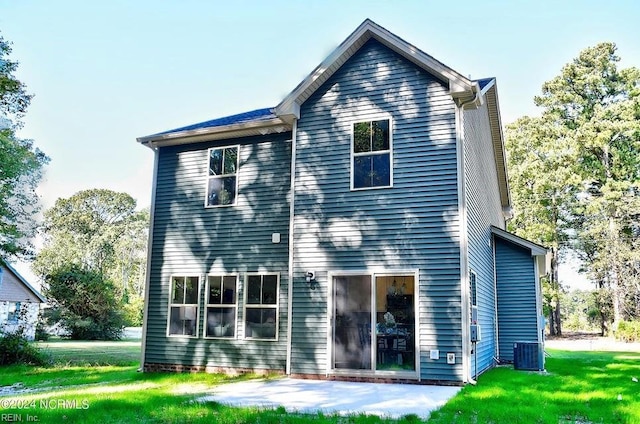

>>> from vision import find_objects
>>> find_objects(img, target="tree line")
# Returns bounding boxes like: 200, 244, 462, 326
506, 42, 640, 337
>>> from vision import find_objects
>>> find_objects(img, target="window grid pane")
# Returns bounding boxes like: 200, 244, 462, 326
208, 276, 222, 304
223, 147, 238, 174
372, 120, 389, 151
354, 122, 372, 153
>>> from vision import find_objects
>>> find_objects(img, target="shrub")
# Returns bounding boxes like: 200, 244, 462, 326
615, 320, 640, 342
0, 331, 52, 366
44, 266, 125, 340
0, 309, 51, 366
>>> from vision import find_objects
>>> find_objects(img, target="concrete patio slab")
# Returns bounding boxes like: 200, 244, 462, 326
199, 378, 461, 419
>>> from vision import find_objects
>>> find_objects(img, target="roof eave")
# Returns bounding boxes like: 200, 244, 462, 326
275, 19, 476, 119
484, 82, 511, 208
2, 262, 46, 303
137, 118, 292, 148
490, 226, 548, 257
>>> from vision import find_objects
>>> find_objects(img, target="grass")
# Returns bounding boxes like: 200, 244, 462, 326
1, 341, 640, 423
428, 349, 640, 424
37, 338, 141, 366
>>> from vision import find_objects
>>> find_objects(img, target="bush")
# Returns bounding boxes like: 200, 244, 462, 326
0, 332, 51, 366
615, 320, 640, 342
45, 266, 125, 340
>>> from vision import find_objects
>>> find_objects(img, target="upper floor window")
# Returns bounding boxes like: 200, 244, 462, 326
244, 273, 279, 340
205, 275, 237, 338
168, 276, 200, 337
206, 146, 239, 207
352, 119, 392, 190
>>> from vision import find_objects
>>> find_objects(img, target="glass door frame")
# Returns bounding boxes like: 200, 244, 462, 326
327, 270, 420, 379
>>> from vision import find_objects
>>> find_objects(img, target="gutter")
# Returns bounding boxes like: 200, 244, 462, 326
285, 119, 298, 375
137, 118, 291, 148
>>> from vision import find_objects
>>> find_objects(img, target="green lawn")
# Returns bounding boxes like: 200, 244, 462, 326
1, 342, 639, 423
429, 350, 640, 423
37, 339, 141, 366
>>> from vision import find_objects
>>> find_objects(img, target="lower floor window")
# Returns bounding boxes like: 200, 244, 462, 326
244, 274, 279, 340
7, 302, 21, 323
168, 276, 200, 336
205, 275, 237, 338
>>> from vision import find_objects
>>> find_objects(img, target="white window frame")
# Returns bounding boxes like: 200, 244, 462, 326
7, 302, 21, 323
470, 270, 478, 324
470, 270, 478, 307
205, 145, 240, 208
204, 274, 238, 339
166, 275, 201, 338
243, 273, 280, 341
350, 117, 393, 191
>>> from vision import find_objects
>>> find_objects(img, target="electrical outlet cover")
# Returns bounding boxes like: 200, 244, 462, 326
447, 353, 456, 364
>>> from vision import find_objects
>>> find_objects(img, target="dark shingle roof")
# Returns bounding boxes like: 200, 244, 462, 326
155, 107, 276, 136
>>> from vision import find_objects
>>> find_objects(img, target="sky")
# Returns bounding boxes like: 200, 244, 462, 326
1, 0, 639, 288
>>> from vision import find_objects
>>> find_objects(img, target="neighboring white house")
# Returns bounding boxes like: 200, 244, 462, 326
0, 263, 46, 340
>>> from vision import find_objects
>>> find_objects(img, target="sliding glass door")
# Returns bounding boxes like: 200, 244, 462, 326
333, 275, 372, 369
332, 273, 416, 373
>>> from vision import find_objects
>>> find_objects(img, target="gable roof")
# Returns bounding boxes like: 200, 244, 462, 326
491, 226, 551, 277
490, 226, 548, 257
274, 19, 481, 123
0, 262, 46, 303
138, 19, 483, 148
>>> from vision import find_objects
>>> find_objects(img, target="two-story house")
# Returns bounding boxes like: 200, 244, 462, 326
137, 19, 549, 385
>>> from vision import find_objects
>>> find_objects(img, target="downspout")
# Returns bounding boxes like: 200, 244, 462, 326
456, 88, 481, 385
139, 146, 159, 372
285, 119, 298, 375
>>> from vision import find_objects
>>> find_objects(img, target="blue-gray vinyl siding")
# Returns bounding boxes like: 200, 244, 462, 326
463, 103, 505, 376
494, 238, 539, 362
144, 133, 292, 370
291, 39, 463, 382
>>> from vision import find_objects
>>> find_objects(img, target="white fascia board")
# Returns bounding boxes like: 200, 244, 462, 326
137, 118, 291, 148
275, 19, 475, 119
486, 84, 511, 208
478, 78, 496, 96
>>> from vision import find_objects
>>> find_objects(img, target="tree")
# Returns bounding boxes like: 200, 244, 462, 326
34, 189, 146, 277
0, 34, 32, 126
34, 189, 149, 335
44, 266, 125, 340
505, 116, 579, 336
539, 43, 640, 332
0, 34, 49, 261
506, 42, 640, 336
